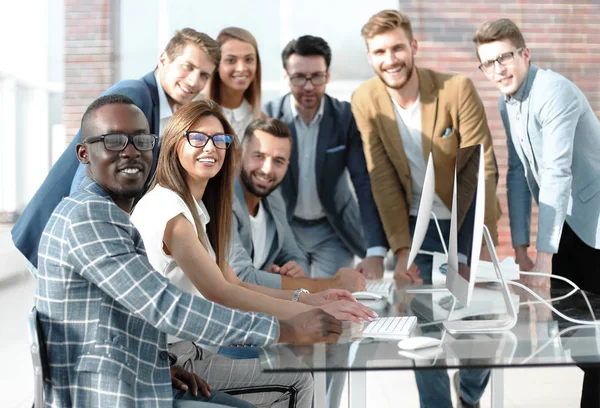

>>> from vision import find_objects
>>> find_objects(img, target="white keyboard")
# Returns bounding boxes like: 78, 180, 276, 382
362, 316, 417, 339
365, 281, 393, 294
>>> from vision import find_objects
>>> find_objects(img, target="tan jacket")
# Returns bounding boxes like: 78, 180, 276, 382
351, 67, 501, 253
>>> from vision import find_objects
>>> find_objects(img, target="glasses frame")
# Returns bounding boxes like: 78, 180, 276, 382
478, 47, 524, 73
82, 133, 157, 152
286, 71, 328, 87
185, 131, 232, 150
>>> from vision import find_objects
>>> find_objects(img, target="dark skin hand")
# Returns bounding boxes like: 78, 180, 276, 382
278, 309, 343, 344
170, 365, 212, 398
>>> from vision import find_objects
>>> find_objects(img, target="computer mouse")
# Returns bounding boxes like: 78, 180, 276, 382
353, 291, 385, 301
397, 336, 442, 351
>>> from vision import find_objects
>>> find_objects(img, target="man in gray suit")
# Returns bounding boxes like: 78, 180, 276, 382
474, 19, 600, 407
264, 35, 388, 279
230, 117, 366, 293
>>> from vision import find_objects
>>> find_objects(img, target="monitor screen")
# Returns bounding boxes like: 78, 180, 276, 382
446, 144, 485, 306
406, 152, 435, 270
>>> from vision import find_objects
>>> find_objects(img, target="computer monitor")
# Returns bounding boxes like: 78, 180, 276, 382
443, 144, 517, 333
445, 144, 485, 307
406, 152, 436, 270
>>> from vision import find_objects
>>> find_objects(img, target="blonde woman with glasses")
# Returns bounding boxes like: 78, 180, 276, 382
132, 99, 374, 408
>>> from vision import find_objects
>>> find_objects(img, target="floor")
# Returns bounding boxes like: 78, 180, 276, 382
0, 224, 584, 407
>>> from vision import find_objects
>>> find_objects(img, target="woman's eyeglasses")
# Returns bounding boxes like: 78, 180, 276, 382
185, 132, 232, 149
82, 133, 157, 152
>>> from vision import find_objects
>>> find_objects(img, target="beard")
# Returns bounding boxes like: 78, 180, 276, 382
377, 60, 415, 90
240, 167, 280, 199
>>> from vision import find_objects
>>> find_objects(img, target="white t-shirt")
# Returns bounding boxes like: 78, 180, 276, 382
391, 95, 451, 220
249, 201, 274, 269
221, 99, 255, 142
131, 185, 216, 344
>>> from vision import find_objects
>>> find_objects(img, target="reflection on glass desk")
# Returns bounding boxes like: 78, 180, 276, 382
258, 285, 600, 407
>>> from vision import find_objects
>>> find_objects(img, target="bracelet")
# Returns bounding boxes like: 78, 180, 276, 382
292, 288, 309, 302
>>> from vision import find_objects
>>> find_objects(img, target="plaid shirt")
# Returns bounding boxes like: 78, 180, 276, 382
35, 178, 279, 407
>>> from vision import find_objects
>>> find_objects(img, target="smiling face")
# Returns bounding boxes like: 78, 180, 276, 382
477, 39, 530, 96
366, 27, 417, 90
240, 129, 291, 198
177, 114, 227, 187
285, 54, 329, 111
77, 103, 152, 211
158, 42, 216, 109
218, 38, 257, 94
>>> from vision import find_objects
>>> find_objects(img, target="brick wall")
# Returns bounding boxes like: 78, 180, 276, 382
401, 0, 600, 258
63, 0, 114, 141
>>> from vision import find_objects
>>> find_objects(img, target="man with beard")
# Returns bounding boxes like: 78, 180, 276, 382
229, 117, 366, 294
351, 9, 500, 408
264, 35, 388, 280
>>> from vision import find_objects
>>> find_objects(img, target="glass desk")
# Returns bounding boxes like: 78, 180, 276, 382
258, 284, 600, 408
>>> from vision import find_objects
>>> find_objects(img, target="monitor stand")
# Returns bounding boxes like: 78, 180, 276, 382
443, 225, 518, 333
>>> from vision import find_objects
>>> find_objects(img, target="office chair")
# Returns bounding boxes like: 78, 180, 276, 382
27, 307, 49, 408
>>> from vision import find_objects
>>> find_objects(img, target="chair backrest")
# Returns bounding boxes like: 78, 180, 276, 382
28, 307, 49, 408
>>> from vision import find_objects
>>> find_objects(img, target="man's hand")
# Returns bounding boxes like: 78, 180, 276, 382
301, 289, 356, 306
355, 256, 384, 279
278, 309, 343, 344
521, 251, 552, 289
170, 365, 211, 398
320, 300, 377, 324
514, 245, 534, 272
333, 267, 366, 292
393, 248, 422, 284
267, 261, 306, 277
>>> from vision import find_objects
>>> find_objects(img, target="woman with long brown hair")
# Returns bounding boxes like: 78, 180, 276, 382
132, 100, 374, 407
206, 27, 263, 141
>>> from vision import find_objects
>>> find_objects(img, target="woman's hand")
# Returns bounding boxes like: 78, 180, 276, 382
300, 289, 356, 306
319, 300, 377, 324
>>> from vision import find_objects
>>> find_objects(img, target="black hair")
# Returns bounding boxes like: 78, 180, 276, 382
281, 35, 332, 69
80, 94, 136, 136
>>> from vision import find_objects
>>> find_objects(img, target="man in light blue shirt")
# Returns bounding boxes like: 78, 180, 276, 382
264, 35, 388, 279
475, 18, 600, 408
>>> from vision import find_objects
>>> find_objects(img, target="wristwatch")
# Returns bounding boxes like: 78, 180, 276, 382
292, 288, 310, 302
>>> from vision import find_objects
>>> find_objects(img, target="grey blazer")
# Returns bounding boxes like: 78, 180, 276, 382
36, 177, 279, 407
501, 64, 600, 253
230, 178, 309, 289
263, 93, 388, 257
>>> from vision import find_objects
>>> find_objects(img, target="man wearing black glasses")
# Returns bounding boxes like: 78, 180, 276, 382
13, 28, 218, 271
264, 35, 388, 282
475, 19, 600, 408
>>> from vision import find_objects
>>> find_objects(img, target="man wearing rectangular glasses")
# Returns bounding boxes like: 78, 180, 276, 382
263, 35, 388, 281
474, 19, 600, 408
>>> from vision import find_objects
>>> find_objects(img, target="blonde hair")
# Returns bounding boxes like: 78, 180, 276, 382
164, 28, 220, 65
361, 9, 414, 43
473, 19, 526, 60
151, 99, 240, 271
208, 27, 262, 118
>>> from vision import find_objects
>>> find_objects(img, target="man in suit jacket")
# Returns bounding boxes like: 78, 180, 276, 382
352, 10, 501, 286
474, 19, 600, 407
352, 10, 500, 408
37, 94, 341, 407
12, 28, 218, 270
229, 118, 366, 293
264, 35, 388, 279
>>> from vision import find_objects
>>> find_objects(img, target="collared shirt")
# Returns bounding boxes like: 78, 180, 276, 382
155, 72, 174, 138
504, 72, 541, 186
391, 94, 452, 220
291, 96, 326, 220
222, 99, 255, 142
249, 200, 275, 269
